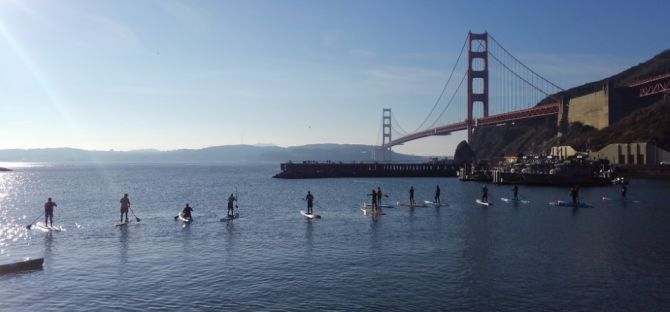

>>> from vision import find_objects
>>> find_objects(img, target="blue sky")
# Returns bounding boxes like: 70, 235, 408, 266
0, 0, 667, 155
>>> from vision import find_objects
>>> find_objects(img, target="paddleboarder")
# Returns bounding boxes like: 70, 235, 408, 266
227, 193, 237, 217
434, 185, 441, 205
181, 203, 193, 220
44, 198, 57, 227
409, 186, 415, 205
120, 193, 130, 223
621, 184, 627, 201
512, 185, 519, 201
368, 189, 378, 211
376, 187, 383, 207
570, 185, 579, 207
305, 191, 314, 215
481, 185, 488, 203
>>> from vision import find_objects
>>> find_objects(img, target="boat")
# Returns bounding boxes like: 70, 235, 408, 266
0, 258, 44, 275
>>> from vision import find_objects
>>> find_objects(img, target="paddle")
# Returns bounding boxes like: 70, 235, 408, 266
25, 212, 45, 230
129, 207, 141, 222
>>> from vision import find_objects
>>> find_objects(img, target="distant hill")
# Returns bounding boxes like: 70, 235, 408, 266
0, 144, 425, 163
472, 49, 670, 159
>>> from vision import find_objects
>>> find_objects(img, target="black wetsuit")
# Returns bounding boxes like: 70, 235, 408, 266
44, 201, 56, 226
182, 206, 193, 219
434, 186, 441, 205
120, 196, 130, 222
306, 193, 314, 214
570, 187, 579, 206
481, 186, 488, 202
369, 190, 378, 210
621, 185, 627, 201
227, 195, 236, 217
409, 187, 415, 205
513, 186, 518, 200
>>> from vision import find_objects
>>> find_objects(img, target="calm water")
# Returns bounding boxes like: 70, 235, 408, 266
0, 163, 669, 311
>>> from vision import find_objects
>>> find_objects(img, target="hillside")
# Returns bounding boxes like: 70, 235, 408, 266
472, 50, 670, 159
0, 144, 425, 163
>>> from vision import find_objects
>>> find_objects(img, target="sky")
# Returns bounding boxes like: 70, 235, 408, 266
0, 0, 668, 156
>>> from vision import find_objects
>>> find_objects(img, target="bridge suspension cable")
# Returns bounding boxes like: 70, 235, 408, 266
412, 35, 469, 133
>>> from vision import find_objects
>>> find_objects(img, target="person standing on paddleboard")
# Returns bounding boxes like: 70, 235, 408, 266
409, 186, 415, 206
182, 203, 193, 220
481, 185, 488, 202
368, 189, 378, 211
376, 187, 383, 207
120, 194, 130, 223
306, 191, 314, 215
512, 185, 519, 201
434, 185, 441, 205
227, 193, 237, 217
570, 185, 579, 207
620, 184, 627, 202
44, 197, 57, 227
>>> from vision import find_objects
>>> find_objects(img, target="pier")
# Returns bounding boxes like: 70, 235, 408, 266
274, 161, 458, 179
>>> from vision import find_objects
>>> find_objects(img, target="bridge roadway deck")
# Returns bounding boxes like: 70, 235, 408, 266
385, 102, 559, 148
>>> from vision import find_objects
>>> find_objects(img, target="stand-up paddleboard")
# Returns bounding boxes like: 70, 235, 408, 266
476, 199, 491, 206
501, 198, 529, 204
363, 203, 394, 209
361, 207, 385, 215
549, 200, 594, 208
397, 201, 427, 208
115, 220, 132, 227
34, 222, 64, 232
300, 210, 321, 219
177, 213, 192, 223
424, 200, 446, 207
603, 196, 640, 204
220, 213, 240, 222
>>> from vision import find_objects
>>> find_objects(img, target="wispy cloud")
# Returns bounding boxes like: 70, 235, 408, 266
363, 66, 448, 83
84, 15, 141, 50
515, 52, 636, 87
155, 0, 207, 31
349, 49, 376, 58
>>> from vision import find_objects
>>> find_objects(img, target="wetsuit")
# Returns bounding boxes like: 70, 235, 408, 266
512, 185, 519, 200
570, 187, 579, 207
227, 194, 236, 217
369, 190, 378, 210
182, 205, 193, 220
409, 187, 415, 205
376, 187, 383, 207
306, 193, 314, 214
44, 200, 57, 226
434, 185, 441, 205
621, 185, 627, 201
481, 186, 488, 202
120, 195, 130, 222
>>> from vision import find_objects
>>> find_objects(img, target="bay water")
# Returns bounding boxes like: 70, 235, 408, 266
1, 163, 669, 311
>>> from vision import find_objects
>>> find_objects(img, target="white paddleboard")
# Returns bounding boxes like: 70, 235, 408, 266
363, 203, 394, 209
300, 210, 321, 219
424, 200, 445, 207
476, 199, 491, 206
34, 222, 64, 232
360, 207, 385, 215
178, 213, 192, 223
115, 220, 132, 227
397, 202, 427, 208
501, 198, 529, 204
549, 200, 593, 208
220, 213, 240, 222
